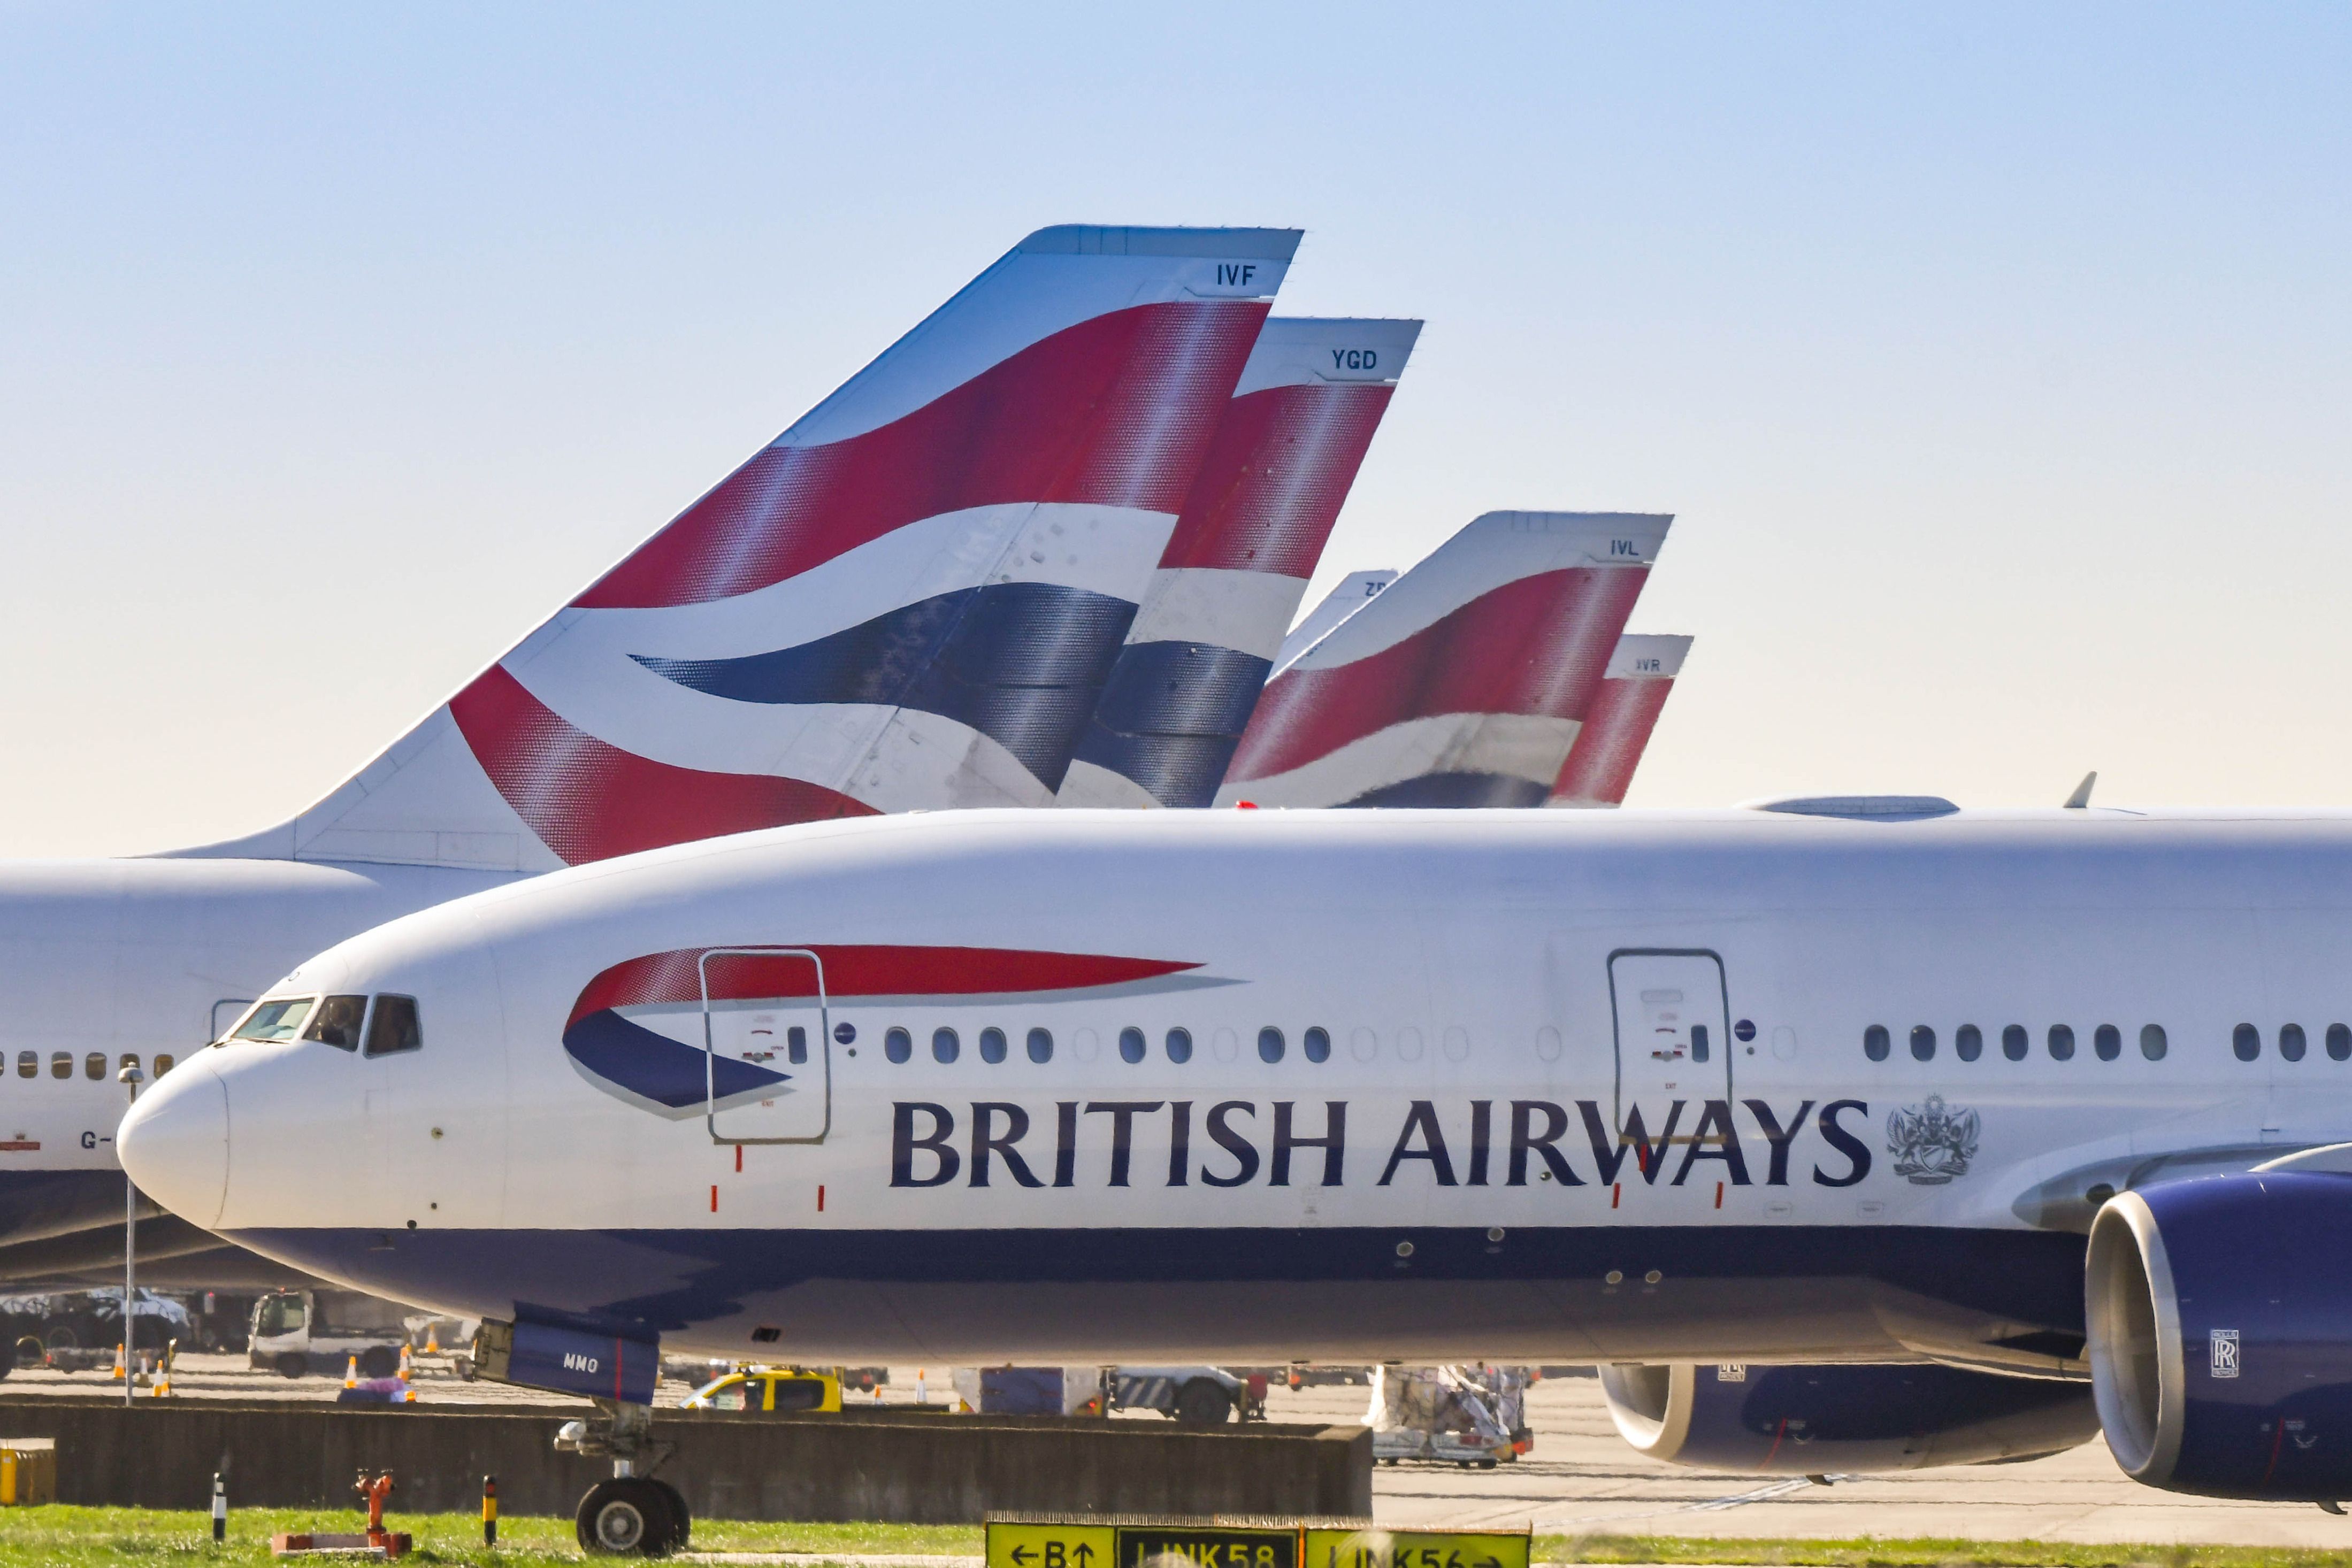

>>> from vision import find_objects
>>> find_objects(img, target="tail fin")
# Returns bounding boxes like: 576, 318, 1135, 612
1215, 510, 1672, 808
1059, 318, 1420, 808
1546, 634, 1692, 807
177, 226, 1298, 870
1273, 569, 1398, 677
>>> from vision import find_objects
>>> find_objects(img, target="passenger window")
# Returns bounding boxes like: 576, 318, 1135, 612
1955, 1025, 1982, 1062
1259, 1027, 1285, 1064
2002, 1025, 2028, 1061
233, 997, 314, 1043
2094, 1024, 2121, 1062
1690, 1024, 1709, 1063
2330, 1024, 2351, 1062
303, 995, 368, 1051
979, 1028, 1008, 1065
84, 1052, 105, 1081
2281, 1024, 2307, 1062
1165, 1027, 1193, 1064
153, 1054, 174, 1077
1026, 1028, 1053, 1064
788, 1026, 807, 1065
50, 1051, 70, 1080
1304, 1026, 1331, 1063
14, 1051, 32, 1079
708, 1380, 747, 1411
1863, 1025, 1890, 1062
1118, 1027, 1145, 1064
884, 1028, 912, 1064
1910, 1026, 1935, 1062
932, 1028, 959, 1064
2048, 1025, 2075, 1061
2233, 1023, 2260, 1062
773, 1378, 824, 1412
2140, 1024, 2168, 1061
119, 1054, 141, 1077
363, 996, 422, 1058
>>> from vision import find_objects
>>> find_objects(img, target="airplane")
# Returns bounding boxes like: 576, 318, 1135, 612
1059, 319, 1421, 809
1546, 634, 1693, 808
0, 222, 1301, 1284
117, 797, 2352, 1545
1215, 511, 1673, 807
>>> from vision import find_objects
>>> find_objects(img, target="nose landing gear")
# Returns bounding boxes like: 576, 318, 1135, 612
557, 1400, 689, 1557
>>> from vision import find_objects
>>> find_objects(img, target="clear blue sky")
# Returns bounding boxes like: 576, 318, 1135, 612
3, 4, 2347, 854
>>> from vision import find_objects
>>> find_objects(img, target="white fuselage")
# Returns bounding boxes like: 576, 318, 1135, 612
0, 856, 510, 1261
119, 806, 2352, 1365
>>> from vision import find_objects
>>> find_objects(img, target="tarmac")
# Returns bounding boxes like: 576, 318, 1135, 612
9, 1355, 2352, 1547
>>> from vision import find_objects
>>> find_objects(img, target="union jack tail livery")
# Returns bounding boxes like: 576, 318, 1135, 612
1058, 319, 1420, 809
1214, 511, 1672, 808
1546, 634, 1692, 808
1272, 569, 1398, 677
182, 226, 1299, 871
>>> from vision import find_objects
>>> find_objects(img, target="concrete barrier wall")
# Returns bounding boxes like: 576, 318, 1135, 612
0, 1396, 1372, 1523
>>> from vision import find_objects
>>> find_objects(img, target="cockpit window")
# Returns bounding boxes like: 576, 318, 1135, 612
232, 997, 316, 1043
364, 996, 422, 1058
301, 995, 368, 1051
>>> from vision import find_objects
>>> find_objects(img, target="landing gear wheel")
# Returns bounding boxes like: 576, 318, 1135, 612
650, 1478, 689, 1547
577, 1478, 678, 1556
1173, 1378, 1234, 1427
275, 1352, 307, 1379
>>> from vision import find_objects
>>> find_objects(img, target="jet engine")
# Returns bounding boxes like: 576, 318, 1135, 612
2087, 1167, 2352, 1501
1598, 1361, 2098, 1473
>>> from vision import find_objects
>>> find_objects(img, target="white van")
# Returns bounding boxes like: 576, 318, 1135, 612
248, 1289, 410, 1379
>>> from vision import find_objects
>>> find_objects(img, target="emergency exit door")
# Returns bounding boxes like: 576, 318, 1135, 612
1607, 949, 1731, 1128
700, 948, 830, 1145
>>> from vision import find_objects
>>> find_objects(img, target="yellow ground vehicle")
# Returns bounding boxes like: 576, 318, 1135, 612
680, 1366, 842, 1413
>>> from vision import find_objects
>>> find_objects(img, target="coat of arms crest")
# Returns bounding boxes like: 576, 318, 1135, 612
1886, 1094, 1980, 1185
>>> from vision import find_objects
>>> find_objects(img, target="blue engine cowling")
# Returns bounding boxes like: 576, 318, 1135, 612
1598, 1361, 2097, 1473
2087, 1170, 2352, 1501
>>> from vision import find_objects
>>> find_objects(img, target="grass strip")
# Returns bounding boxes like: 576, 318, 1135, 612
0, 1504, 983, 1563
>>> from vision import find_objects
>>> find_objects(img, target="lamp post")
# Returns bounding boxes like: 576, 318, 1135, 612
118, 1062, 144, 1409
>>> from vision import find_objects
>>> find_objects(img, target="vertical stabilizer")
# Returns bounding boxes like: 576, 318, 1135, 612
1273, 570, 1398, 676
174, 226, 1299, 870
1546, 634, 1692, 807
1215, 510, 1671, 808
1058, 319, 1420, 808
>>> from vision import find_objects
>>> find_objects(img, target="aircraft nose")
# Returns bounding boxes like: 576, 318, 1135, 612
118, 1051, 229, 1230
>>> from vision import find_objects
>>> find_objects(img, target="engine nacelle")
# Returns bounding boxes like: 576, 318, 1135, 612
1598, 1361, 2097, 1474
2088, 1171, 2352, 1500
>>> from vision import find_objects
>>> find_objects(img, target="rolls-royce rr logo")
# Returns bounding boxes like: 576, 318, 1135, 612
2210, 1328, 2241, 1379
1886, 1094, 1980, 1185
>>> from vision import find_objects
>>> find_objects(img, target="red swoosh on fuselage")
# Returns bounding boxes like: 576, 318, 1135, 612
564, 946, 1203, 1033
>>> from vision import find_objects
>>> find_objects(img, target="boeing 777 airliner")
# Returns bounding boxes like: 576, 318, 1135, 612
119, 800, 2352, 1533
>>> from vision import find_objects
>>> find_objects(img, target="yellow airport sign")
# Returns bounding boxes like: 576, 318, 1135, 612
1304, 1529, 1531, 1568
987, 1521, 1116, 1568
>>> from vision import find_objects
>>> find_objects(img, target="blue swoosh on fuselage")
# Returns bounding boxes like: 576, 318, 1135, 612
562, 1008, 788, 1111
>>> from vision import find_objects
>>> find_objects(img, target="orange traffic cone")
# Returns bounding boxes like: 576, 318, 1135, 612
424, 1326, 441, 1355
397, 1345, 416, 1400
343, 1355, 358, 1389
110, 1343, 125, 1380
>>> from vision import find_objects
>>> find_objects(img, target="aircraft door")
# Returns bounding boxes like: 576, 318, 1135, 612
701, 948, 830, 1145
1608, 950, 1731, 1129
